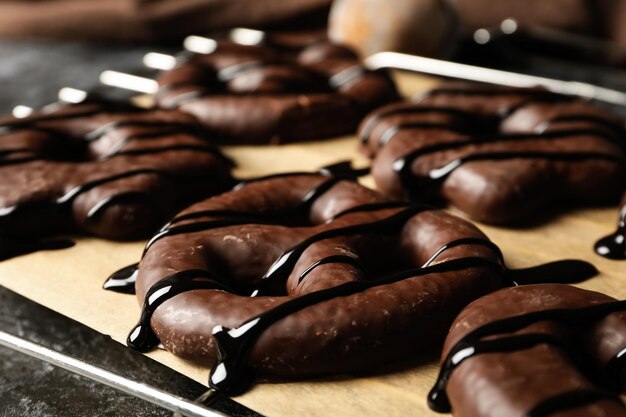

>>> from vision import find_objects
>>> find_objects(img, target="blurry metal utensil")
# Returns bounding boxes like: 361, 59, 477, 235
365, 51, 626, 106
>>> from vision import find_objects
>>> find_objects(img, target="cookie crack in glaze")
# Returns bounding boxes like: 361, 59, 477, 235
155, 39, 398, 144
429, 284, 626, 417
0, 98, 234, 260
107, 173, 597, 395
360, 82, 626, 225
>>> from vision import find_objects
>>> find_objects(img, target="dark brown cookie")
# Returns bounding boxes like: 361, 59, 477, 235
107, 171, 596, 395
0, 99, 233, 250
429, 284, 626, 417
359, 82, 626, 225
155, 40, 398, 144
596, 193, 626, 260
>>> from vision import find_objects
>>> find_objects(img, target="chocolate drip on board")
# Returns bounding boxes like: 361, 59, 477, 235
427, 299, 626, 414
595, 206, 626, 260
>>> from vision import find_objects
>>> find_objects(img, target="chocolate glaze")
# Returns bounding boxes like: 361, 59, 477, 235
111, 172, 598, 397
0, 100, 233, 257
429, 285, 626, 417
360, 82, 626, 225
156, 40, 398, 144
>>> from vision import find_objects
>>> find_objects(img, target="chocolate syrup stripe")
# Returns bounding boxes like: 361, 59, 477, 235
127, 269, 236, 353
0, 167, 225, 228
141, 177, 344, 256
359, 105, 478, 144
428, 299, 626, 414
104, 176, 348, 292
296, 255, 369, 284
392, 128, 625, 194
166, 176, 346, 226
161, 57, 373, 108
595, 205, 626, 260
119, 187, 596, 396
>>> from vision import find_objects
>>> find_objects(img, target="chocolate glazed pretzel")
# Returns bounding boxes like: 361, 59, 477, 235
0, 99, 233, 259
429, 284, 626, 417
107, 173, 596, 395
156, 40, 398, 144
359, 82, 626, 225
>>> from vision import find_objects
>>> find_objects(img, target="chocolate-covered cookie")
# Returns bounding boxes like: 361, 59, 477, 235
429, 284, 626, 417
107, 171, 596, 395
0, 99, 233, 256
155, 40, 398, 144
359, 82, 626, 225
596, 193, 626, 260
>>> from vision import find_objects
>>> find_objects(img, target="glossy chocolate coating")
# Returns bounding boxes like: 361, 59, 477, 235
0, 100, 233, 248
156, 41, 398, 144
114, 172, 596, 395
430, 284, 626, 417
360, 82, 626, 225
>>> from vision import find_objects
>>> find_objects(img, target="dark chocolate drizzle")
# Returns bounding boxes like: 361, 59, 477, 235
104, 174, 349, 293
428, 299, 626, 414
127, 269, 235, 352
119, 180, 597, 395
392, 127, 625, 198
103, 262, 140, 294
595, 205, 626, 260
0, 105, 233, 262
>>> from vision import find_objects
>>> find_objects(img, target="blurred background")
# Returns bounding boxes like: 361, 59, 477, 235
3, 0, 626, 112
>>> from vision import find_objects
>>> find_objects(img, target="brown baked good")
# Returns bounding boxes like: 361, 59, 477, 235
595, 193, 626, 260
0, 98, 233, 258
429, 284, 626, 416
155, 40, 398, 144
106, 171, 596, 395
360, 82, 626, 225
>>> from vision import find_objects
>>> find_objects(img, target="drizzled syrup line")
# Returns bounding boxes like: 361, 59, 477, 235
85, 120, 206, 142
259, 205, 432, 284
359, 105, 478, 144
208, 256, 505, 395
86, 192, 150, 222
539, 114, 626, 141
297, 255, 368, 285
595, 205, 626, 260
127, 269, 235, 352
1, 168, 223, 224
105, 175, 351, 293
103, 262, 140, 294
395, 149, 624, 196
422, 237, 504, 268
143, 177, 343, 255
143, 218, 278, 257
428, 299, 626, 413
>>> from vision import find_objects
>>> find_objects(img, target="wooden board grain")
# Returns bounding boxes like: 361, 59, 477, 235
0, 72, 624, 417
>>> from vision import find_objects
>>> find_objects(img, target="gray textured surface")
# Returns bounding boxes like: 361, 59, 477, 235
0, 39, 173, 111
0, 286, 260, 417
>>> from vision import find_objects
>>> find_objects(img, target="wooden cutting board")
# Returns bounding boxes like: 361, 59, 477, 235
0, 72, 624, 417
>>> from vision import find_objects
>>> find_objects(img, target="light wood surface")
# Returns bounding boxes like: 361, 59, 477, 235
0, 72, 624, 417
